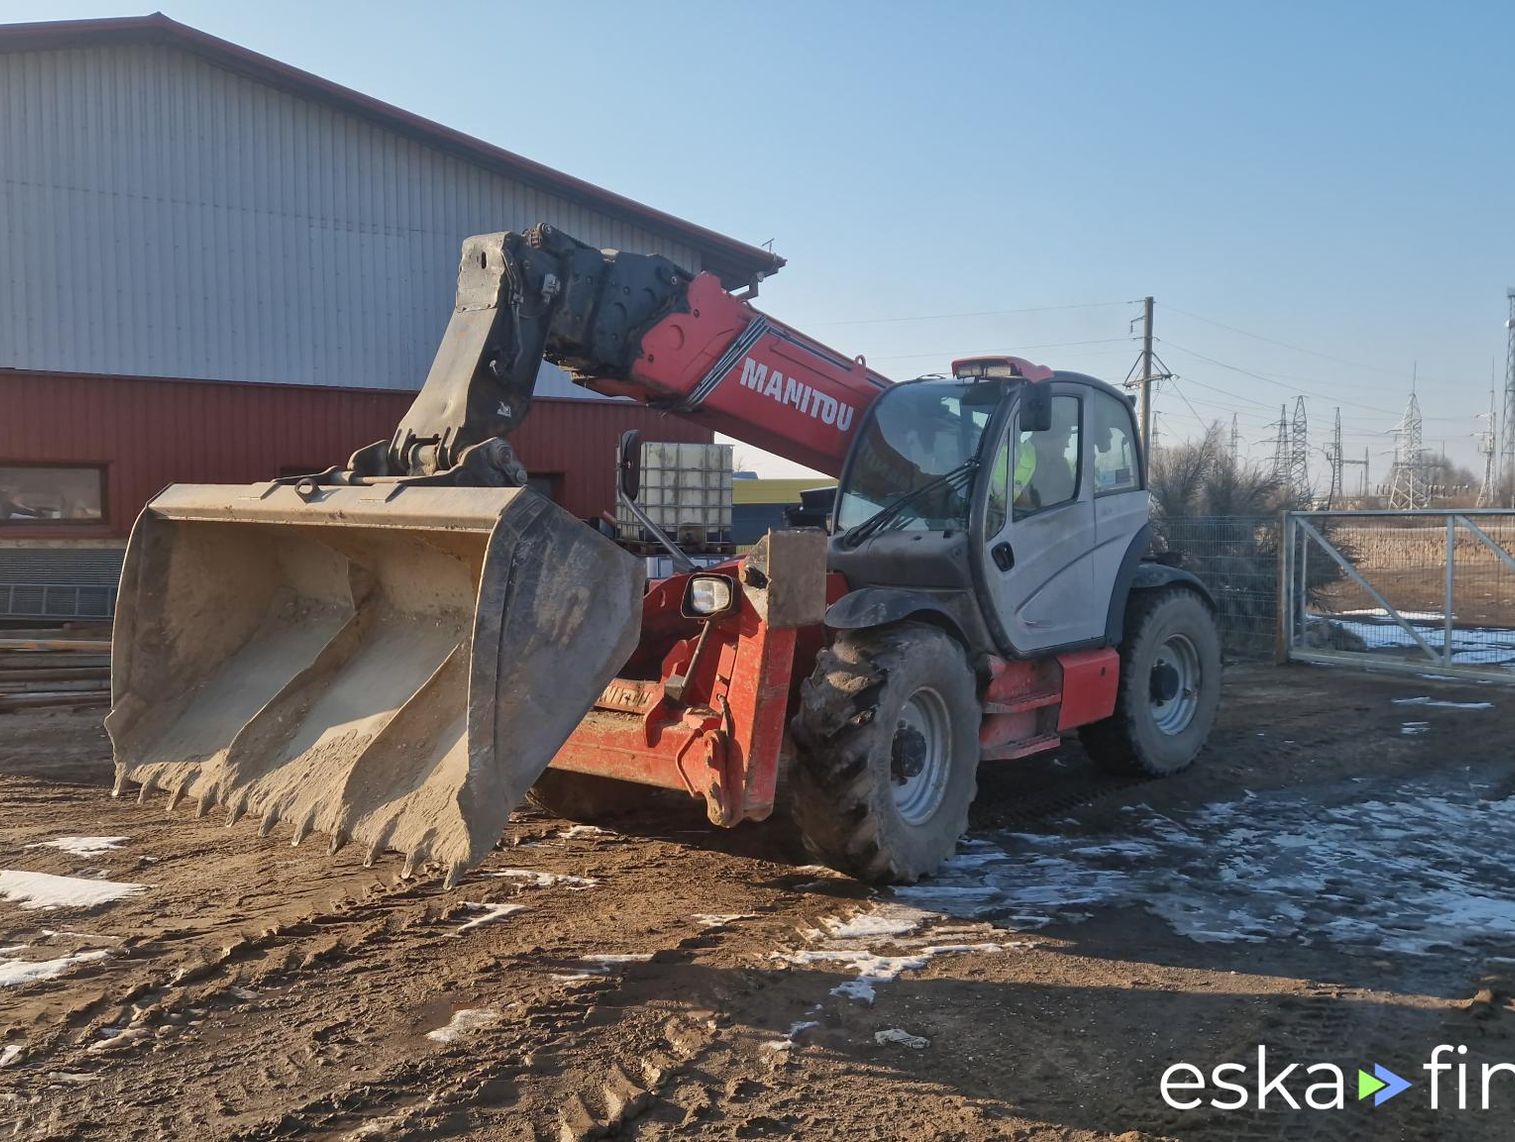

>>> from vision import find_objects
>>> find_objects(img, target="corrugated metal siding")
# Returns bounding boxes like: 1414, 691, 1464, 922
0, 372, 712, 538
0, 41, 704, 388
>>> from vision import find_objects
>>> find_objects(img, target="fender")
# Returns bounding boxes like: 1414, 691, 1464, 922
824, 586, 970, 643
1107, 556, 1217, 644
1105, 524, 1218, 643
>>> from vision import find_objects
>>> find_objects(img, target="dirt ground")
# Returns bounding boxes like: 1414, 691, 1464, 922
4, 663, 1515, 1140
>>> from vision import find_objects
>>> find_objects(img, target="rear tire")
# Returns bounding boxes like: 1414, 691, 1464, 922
788, 622, 979, 884
1078, 587, 1220, 777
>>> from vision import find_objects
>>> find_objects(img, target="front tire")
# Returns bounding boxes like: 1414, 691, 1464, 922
1079, 587, 1220, 777
788, 622, 979, 883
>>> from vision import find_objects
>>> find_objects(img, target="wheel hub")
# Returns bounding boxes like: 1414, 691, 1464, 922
891, 725, 928, 781
890, 688, 952, 826
1149, 634, 1201, 736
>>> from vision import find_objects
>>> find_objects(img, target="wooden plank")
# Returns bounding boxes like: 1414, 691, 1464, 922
0, 638, 113, 653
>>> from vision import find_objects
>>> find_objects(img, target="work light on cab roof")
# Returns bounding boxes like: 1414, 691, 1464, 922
950, 355, 1056, 382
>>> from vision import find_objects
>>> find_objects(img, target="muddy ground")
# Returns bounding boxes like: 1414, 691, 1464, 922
3, 663, 1515, 1140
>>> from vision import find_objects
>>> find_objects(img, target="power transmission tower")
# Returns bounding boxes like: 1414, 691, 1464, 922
1477, 381, 1498, 507
1386, 392, 1426, 509
1229, 413, 1240, 465
1323, 407, 1345, 506
1269, 404, 1291, 487
1289, 396, 1310, 497
1505, 289, 1515, 507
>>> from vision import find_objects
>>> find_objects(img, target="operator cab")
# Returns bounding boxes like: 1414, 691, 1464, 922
827, 357, 1148, 659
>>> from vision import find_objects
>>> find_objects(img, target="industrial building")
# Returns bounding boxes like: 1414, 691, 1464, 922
0, 14, 781, 620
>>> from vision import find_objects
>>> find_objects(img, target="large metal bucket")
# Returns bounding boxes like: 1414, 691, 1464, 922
106, 481, 644, 884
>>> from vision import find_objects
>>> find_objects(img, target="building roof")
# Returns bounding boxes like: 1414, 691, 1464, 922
0, 13, 785, 289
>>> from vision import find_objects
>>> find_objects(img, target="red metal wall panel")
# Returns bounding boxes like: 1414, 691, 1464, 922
0, 372, 713, 539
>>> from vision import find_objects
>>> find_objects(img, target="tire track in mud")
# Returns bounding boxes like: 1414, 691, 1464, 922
3, 817, 840, 1141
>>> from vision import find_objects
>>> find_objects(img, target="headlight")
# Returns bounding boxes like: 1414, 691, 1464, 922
684, 574, 736, 617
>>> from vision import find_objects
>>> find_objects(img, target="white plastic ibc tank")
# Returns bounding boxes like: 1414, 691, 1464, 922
616, 441, 734, 549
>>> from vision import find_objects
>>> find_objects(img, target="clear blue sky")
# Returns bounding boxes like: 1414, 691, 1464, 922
5, 0, 1513, 481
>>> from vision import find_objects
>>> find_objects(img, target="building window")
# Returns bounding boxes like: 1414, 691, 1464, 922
0, 465, 106, 523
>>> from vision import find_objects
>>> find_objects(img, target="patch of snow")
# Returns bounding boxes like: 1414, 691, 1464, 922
426, 1008, 502, 1043
1339, 608, 1446, 621
1392, 696, 1494, 710
0, 870, 147, 911
693, 913, 755, 928
42, 929, 123, 942
484, 869, 598, 890
0, 949, 110, 987
0, 1045, 21, 1067
760, 1019, 820, 1053
774, 943, 1008, 1005
560, 825, 612, 839
875, 1027, 930, 1049
24, 836, 128, 857
576, 953, 654, 973
817, 904, 929, 941
903, 782, 1515, 956
453, 902, 526, 934
1401, 722, 1430, 735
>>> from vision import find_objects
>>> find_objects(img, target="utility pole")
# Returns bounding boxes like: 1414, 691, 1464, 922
1139, 296, 1155, 456
1504, 290, 1515, 507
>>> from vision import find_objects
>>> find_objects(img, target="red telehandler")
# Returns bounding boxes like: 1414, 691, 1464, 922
108, 225, 1220, 885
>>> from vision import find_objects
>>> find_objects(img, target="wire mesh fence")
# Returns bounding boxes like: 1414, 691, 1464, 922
1156, 516, 1282, 658
1283, 512, 1515, 679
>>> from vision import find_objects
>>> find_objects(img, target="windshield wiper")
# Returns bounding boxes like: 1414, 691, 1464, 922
839, 459, 979, 550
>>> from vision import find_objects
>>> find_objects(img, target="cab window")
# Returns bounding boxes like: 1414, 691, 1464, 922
1090, 390, 1141, 495
985, 394, 1081, 533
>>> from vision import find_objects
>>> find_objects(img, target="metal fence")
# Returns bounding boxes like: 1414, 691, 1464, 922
1157, 515, 1282, 658
1281, 510, 1515, 683
0, 582, 118, 620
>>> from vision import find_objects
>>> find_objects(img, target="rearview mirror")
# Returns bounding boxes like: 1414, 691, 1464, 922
1019, 383, 1053, 433
617, 429, 642, 501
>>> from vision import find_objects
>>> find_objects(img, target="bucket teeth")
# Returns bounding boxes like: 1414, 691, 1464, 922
195, 792, 214, 819
400, 851, 419, 879
291, 813, 313, 847
136, 780, 152, 806
166, 784, 186, 813
111, 774, 126, 798
258, 809, 280, 838
328, 828, 349, 856
226, 797, 246, 826
363, 841, 382, 869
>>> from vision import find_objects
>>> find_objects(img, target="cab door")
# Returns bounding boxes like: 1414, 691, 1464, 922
977, 386, 1102, 654
1088, 387, 1149, 615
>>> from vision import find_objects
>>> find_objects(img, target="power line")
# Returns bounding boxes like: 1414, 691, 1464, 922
869, 336, 1132, 363
1164, 304, 1456, 387
816, 299, 1136, 328
1156, 338, 1462, 420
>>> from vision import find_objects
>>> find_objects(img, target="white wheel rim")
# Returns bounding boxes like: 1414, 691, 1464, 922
1150, 633, 1201, 735
891, 686, 951, 825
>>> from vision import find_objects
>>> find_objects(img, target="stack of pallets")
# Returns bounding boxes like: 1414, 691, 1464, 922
0, 631, 112, 712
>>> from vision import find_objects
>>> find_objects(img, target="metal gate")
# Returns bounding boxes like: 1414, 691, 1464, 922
1282, 510, 1515, 683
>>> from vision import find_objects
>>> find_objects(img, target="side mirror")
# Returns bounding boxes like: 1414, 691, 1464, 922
617, 429, 642, 501
1019, 383, 1053, 433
